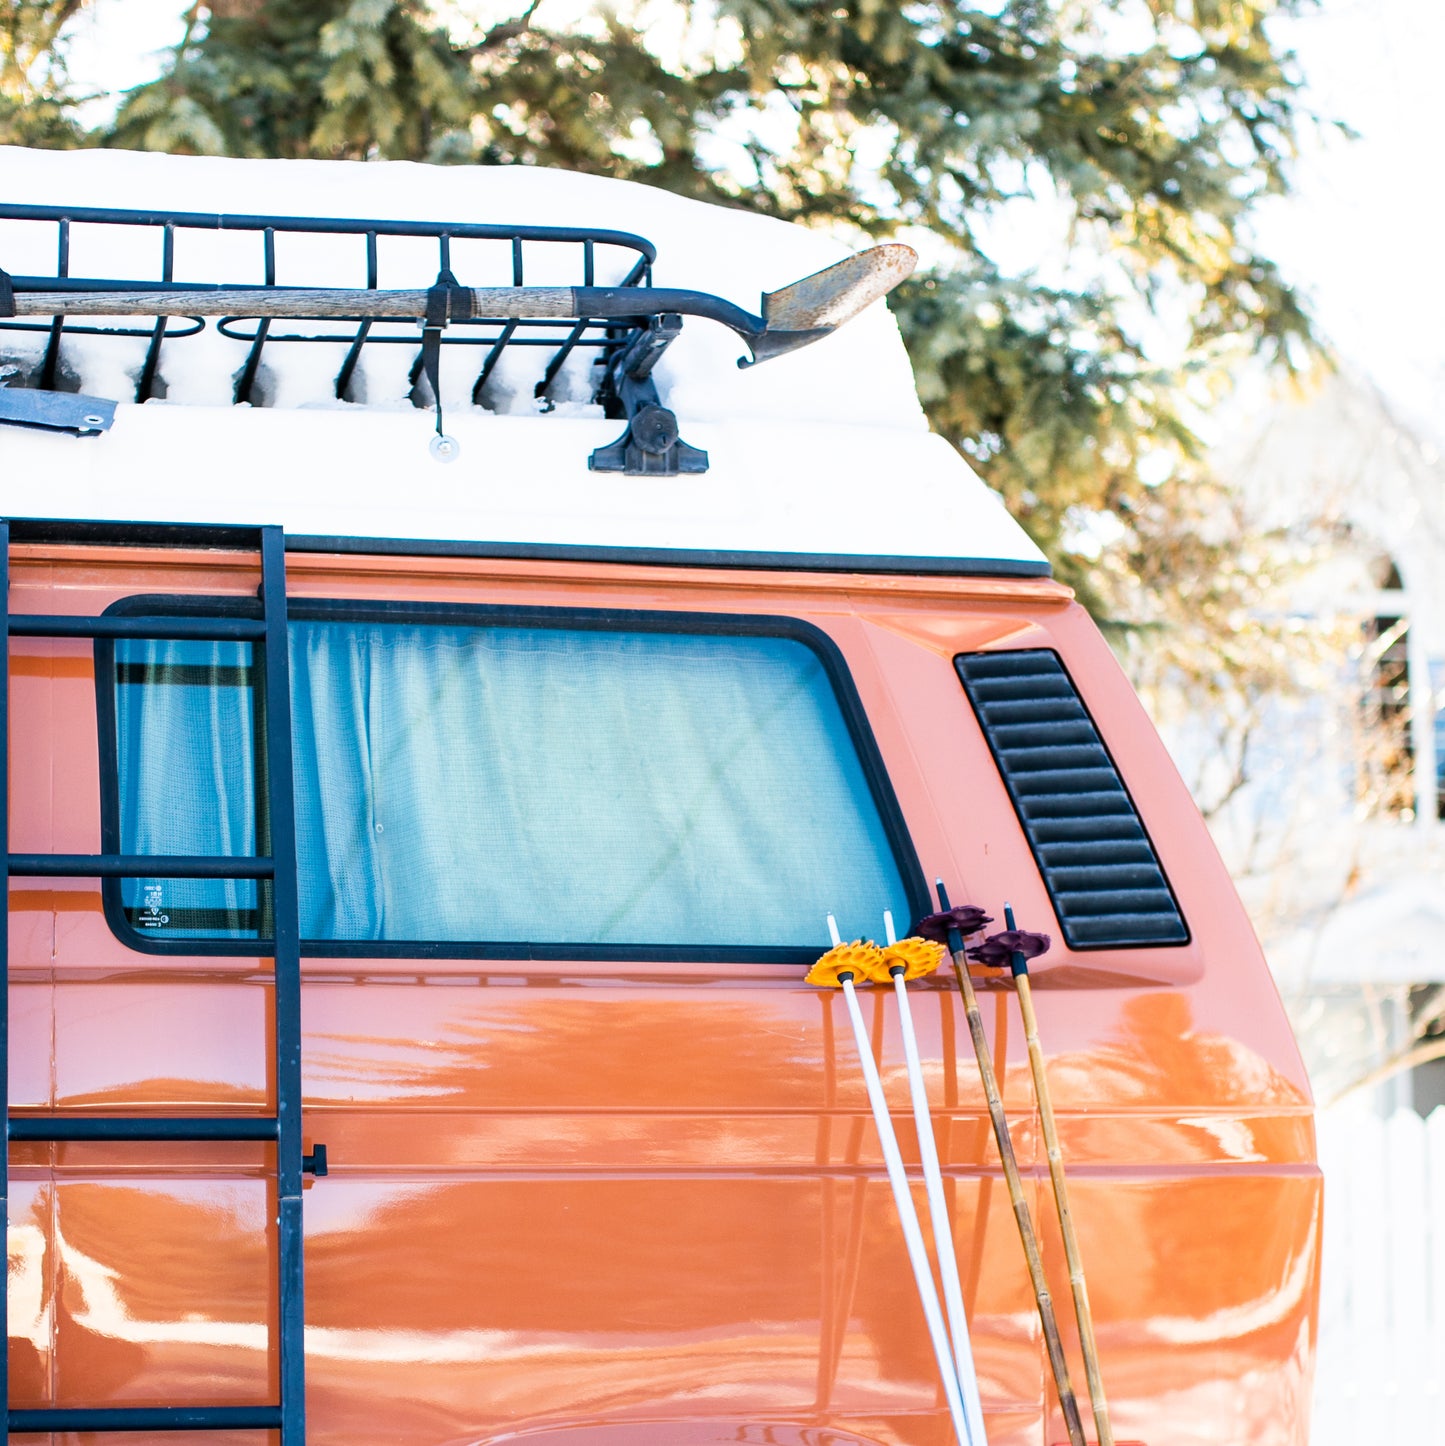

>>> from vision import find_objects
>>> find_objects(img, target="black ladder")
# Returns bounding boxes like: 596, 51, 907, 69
1, 519, 314, 1439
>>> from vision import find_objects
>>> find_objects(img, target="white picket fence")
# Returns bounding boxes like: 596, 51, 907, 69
1313, 1106, 1445, 1443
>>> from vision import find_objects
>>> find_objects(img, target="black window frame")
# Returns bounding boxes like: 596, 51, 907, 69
96, 594, 928, 962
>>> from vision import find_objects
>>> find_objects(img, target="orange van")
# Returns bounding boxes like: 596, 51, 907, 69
0, 149, 1320, 1446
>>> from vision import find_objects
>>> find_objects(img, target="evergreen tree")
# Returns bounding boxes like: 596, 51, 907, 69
26, 1, 1324, 614
2, 0, 88, 145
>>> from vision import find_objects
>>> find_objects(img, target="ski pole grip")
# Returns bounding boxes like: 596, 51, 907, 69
1004, 903, 1029, 978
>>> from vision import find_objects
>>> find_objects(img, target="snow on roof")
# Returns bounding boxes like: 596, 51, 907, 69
0, 146, 1047, 572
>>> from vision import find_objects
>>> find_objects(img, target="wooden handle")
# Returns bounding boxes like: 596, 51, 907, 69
950, 949, 1088, 1446
1015, 971, 1114, 1446
11, 286, 578, 321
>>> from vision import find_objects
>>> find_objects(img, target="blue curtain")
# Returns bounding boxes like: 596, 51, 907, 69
117, 619, 912, 949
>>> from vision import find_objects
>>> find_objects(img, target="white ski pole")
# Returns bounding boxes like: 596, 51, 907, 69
811, 915, 974, 1446
883, 910, 989, 1445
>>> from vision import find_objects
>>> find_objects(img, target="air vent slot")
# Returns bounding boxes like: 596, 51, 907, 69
954, 649, 1188, 949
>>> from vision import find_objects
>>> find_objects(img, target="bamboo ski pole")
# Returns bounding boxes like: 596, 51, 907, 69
881, 911, 990, 1446
927, 882, 1087, 1446
808, 917, 976, 1446
998, 904, 1113, 1446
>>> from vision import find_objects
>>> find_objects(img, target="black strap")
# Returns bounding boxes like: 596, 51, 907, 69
0, 269, 14, 319
421, 268, 469, 438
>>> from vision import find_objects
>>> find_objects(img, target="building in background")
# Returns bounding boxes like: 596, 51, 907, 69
1139, 369, 1445, 1442
1196, 369, 1445, 1117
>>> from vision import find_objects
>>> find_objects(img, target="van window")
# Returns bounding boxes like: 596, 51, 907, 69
107, 608, 918, 956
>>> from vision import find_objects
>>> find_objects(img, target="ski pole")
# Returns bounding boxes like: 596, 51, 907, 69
984, 905, 1113, 1446
880, 910, 990, 1445
808, 917, 974, 1445
921, 882, 1086, 1446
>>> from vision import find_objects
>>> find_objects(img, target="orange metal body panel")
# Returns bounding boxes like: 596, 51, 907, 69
6, 545, 1320, 1446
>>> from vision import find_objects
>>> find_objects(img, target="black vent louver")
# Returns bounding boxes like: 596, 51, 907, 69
954, 650, 1188, 949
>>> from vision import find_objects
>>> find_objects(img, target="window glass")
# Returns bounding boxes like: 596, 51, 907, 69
112, 614, 914, 952
115, 638, 261, 936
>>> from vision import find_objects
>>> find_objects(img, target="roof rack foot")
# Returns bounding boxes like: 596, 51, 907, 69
589, 404, 707, 476
589, 312, 707, 476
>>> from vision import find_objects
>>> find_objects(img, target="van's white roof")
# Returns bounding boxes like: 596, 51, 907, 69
0, 147, 1047, 574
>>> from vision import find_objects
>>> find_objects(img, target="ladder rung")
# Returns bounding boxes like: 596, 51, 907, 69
7, 613, 266, 640
8, 852, 275, 878
10, 1404, 283, 1431
10, 1115, 279, 1142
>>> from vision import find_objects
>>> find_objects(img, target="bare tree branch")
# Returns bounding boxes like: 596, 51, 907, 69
462, 0, 546, 58
1327, 1035, 1445, 1107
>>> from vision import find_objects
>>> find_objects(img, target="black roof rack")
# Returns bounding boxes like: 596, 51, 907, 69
0, 202, 916, 474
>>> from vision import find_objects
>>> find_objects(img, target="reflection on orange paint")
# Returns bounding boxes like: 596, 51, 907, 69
5, 544, 1320, 1446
